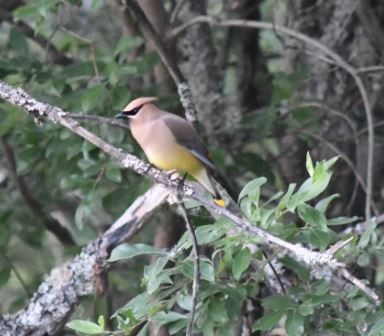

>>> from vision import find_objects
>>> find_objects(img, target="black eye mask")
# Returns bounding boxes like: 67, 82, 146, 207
115, 105, 143, 119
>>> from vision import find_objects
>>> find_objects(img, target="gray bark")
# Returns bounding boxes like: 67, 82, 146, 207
281, 0, 384, 215
0, 185, 169, 336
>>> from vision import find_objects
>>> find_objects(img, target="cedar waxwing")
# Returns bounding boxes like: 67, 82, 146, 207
115, 97, 226, 206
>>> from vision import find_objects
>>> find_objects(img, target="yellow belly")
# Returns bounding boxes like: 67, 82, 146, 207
145, 144, 203, 175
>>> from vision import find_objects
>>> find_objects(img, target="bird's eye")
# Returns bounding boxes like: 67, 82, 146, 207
127, 105, 142, 116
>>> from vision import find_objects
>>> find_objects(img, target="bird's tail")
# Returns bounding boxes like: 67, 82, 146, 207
193, 168, 226, 207
208, 167, 238, 201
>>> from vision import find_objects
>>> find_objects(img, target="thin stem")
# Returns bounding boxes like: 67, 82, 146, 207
1, 251, 32, 297
171, 15, 375, 220
178, 201, 200, 336
124, 0, 198, 124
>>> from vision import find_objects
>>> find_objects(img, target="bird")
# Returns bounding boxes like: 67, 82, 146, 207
115, 97, 227, 206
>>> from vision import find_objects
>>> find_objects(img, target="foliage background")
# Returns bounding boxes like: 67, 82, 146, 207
1, 0, 384, 335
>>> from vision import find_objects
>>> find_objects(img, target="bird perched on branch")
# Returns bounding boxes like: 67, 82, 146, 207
115, 97, 230, 206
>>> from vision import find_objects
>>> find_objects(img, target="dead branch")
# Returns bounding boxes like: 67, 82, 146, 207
0, 8, 72, 65
0, 135, 75, 245
0, 80, 379, 305
0, 184, 169, 336
124, 0, 198, 124
171, 15, 375, 221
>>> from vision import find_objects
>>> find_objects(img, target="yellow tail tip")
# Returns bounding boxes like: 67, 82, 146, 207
214, 198, 225, 207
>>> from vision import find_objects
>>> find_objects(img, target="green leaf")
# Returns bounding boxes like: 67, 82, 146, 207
97, 315, 105, 330
81, 85, 106, 112
298, 204, 327, 230
232, 247, 252, 280
105, 166, 122, 183
114, 36, 144, 56
152, 311, 187, 328
0, 266, 11, 287
298, 157, 338, 202
177, 224, 225, 250
298, 303, 313, 316
315, 194, 339, 213
358, 220, 377, 248
109, 243, 167, 262
9, 28, 29, 54
286, 191, 307, 212
305, 228, 333, 250
277, 183, 296, 211
208, 297, 228, 323
66, 320, 104, 334
238, 177, 267, 202
263, 296, 296, 311
252, 310, 285, 331
0, 105, 22, 136
368, 317, 384, 336
279, 257, 310, 282
285, 310, 304, 336
260, 208, 275, 228
0, 225, 11, 247
180, 258, 215, 282
306, 152, 314, 177
144, 257, 172, 294
327, 216, 359, 226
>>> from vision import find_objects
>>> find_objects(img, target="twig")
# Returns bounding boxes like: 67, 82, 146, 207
177, 201, 200, 336
0, 80, 379, 304
170, 0, 187, 25
0, 8, 72, 65
0, 251, 32, 297
60, 27, 100, 80
170, 15, 375, 221
300, 130, 371, 207
0, 135, 75, 245
124, 0, 198, 123
71, 113, 131, 130
0, 184, 169, 336
357, 65, 384, 74
339, 268, 379, 303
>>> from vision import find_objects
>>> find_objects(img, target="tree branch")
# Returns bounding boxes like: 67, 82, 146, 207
0, 80, 379, 305
0, 8, 72, 65
177, 200, 200, 336
171, 15, 375, 221
0, 134, 75, 245
0, 184, 169, 336
124, 0, 198, 123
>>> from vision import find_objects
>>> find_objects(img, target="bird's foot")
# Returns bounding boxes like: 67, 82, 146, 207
177, 172, 188, 193
144, 163, 155, 173
165, 169, 179, 180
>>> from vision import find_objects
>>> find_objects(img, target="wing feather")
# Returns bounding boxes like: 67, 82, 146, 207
161, 115, 216, 171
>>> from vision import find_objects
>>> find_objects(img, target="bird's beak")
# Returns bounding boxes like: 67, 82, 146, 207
114, 111, 128, 119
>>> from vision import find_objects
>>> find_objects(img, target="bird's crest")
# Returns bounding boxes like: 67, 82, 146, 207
123, 97, 158, 111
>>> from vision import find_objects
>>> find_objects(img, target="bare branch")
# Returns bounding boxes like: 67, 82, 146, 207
0, 8, 72, 65
177, 200, 200, 336
171, 15, 375, 220
0, 135, 75, 245
0, 80, 379, 305
0, 184, 169, 336
124, 0, 198, 123
71, 113, 131, 130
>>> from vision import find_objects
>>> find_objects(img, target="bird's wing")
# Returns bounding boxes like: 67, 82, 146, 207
161, 115, 216, 171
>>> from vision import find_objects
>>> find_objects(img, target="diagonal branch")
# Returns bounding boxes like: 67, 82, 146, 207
0, 80, 379, 305
0, 134, 75, 245
171, 15, 375, 221
0, 8, 72, 65
0, 184, 169, 336
177, 200, 200, 336
124, 0, 197, 124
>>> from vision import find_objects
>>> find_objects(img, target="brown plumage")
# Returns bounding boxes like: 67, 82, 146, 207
115, 97, 225, 206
